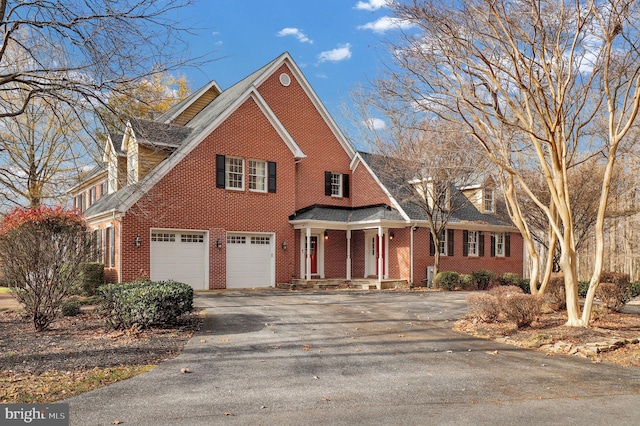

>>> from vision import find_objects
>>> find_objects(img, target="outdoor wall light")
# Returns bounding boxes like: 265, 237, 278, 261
135, 235, 141, 247
215, 238, 222, 249
389, 232, 395, 240
281, 240, 288, 250
324, 231, 329, 240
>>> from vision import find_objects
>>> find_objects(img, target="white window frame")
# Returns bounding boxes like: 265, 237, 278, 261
225, 157, 244, 190
249, 159, 267, 192
439, 229, 447, 256
494, 232, 505, 257
484, 188, 495, 212
331, 172, 343, 197
468, 231, 479, 257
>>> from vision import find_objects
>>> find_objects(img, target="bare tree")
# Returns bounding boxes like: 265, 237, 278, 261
0, 1, 201, 123
0, 93, 89, 209
350, 87, 488, 280
387, 0, 640, 326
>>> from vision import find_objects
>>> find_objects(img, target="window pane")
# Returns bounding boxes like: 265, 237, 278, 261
249, 160, 266, 191
331, 173, 342, 197
226, 157, 244, 189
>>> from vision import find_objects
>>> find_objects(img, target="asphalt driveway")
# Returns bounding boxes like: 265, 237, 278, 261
67, 290, 640, 425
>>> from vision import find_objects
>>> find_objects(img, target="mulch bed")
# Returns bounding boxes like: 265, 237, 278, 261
0, 310, 202, 375
454, 309, 640, 366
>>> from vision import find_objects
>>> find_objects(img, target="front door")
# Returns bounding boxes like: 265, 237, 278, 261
366, 233, 386, 277
375, 235, 385, 276
306, 236, 318, 275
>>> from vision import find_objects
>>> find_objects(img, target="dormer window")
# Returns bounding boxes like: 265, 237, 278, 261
484, 188, 494, 212
128, 152, 138, 184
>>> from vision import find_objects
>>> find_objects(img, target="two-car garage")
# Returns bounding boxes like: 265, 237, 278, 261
150, 230, 274, 290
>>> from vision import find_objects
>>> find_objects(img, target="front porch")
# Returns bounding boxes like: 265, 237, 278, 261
280, 278, 410, 290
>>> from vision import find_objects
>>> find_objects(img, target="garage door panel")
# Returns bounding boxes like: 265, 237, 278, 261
150, 231, 207, 290
226, 234, 273, 288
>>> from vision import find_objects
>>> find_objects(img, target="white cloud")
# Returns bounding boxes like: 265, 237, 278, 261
365, 118, 386, 130
354, 0, 389, 11
318, 44, 352, 63
277, 27, 313, 44
358, 16, 414, 33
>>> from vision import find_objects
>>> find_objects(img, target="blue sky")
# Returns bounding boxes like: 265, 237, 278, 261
177, 0, 412, 132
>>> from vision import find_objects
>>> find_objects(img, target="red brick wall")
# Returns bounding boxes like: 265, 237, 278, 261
351, 161, 393, 207
120, 95, 299, 288
323, 230, 348, 278
412, 229, 524, 285
257, 64, 354, 210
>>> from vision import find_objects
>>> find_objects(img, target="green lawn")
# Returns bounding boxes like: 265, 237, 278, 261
0, 287, 10, 294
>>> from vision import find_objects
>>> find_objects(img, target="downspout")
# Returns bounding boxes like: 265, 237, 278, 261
410, 224, 416, 288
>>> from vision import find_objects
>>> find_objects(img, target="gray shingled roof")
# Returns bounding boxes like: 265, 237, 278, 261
84, 54, 288, 218
129, 118, 193, 149
358, 151, 513, 227
289, 204, 405, 223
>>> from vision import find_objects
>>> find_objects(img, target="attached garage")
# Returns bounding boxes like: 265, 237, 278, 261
226, 233, 274, 288
150, 230, 208, 290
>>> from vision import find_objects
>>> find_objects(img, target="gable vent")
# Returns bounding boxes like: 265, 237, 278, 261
279, 73, 291, 87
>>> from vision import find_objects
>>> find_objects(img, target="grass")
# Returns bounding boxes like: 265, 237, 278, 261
0, 287, 9, 294
1, 365, 155, 404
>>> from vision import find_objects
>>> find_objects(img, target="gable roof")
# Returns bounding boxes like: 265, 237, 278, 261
357, 151, 514, 228
85, 52, 354, 219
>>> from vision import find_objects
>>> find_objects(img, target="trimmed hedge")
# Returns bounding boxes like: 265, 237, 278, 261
472, 270, 495, 290
99, 280, 193, 329
434, 271, 460, 291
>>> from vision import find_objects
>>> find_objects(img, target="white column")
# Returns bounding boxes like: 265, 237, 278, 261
305, 227, 312, 280
377, 226, 383, 286
346, 229, 352, 280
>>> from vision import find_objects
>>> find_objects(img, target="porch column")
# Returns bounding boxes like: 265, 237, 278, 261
346, 229, 352, 280
410, 226, 415, 286
377, 226, 383, 286
305, 227, 312, 280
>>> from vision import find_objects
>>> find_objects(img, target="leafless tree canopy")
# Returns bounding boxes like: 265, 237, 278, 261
384, 0, 640, 325
0, 0, 198, 121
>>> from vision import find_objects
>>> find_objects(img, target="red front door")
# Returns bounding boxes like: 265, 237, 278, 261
307, 236, 318, 275
374, 235, 385, 276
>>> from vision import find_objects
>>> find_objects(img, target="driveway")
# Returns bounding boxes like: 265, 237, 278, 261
67, 290, 640, 425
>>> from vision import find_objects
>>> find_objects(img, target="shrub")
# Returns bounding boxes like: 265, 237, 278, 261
77, 263, 105, 296
472, 270, 496, 291
458, 274, 475, 290
544, 273, 566, 311
489, 285, 524, 298
631, 282, 640, 298
596, 284, 631, 313
578, 281, 590, 298
500, 294, 543, 327
0, 206, 90, 331
99, 280, 193, 329
516, 278, 531, 294
497, 273, 520, 287
434, 271, 460, 291
61, 299, 81, 317
466, 293, 500, 322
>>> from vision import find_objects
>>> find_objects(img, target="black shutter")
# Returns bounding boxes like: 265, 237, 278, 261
324, 171, 332, 196
268, 161, 277, 193
447, 229, 454, 256
429, 232, 435, 256
479, 232, 485, 257
490, 234, 496, 257
342, 174, 350, 198
216, 155, 225, 188
463, 230, 468, 257
505, 233, 511, 257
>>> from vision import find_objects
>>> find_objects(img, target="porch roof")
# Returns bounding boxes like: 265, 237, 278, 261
289, 204, 407, 227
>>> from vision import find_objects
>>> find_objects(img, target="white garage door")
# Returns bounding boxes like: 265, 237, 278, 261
226, 233, 274, 288
150, 231, 207, 290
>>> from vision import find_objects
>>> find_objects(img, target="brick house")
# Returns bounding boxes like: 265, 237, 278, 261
71, 52, 523, 289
